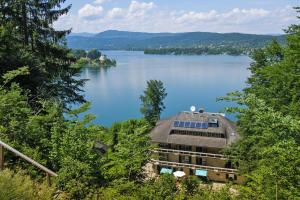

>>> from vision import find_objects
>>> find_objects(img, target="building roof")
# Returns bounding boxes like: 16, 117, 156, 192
150, 111, 239, 149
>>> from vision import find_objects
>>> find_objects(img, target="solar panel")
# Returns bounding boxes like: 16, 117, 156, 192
190, 122, 196, 128
195, 122, 201, 128
202, 122, 209, 129
174, 121, 209, 129
179, 121, 185, 127
174, 121, 180, 127
184, 121, 191, 128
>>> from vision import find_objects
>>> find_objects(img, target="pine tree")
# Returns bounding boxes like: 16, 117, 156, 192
0, 0, 85, 109
140, 80, 167, 126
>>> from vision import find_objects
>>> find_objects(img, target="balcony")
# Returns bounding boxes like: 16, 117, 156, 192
151, 159, 237, 173
152, 148, 227, 160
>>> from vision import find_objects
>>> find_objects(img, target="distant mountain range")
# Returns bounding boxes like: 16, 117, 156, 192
67, 30, 286, 50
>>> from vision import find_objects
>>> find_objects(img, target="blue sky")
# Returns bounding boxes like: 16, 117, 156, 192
55, 0, 299, 34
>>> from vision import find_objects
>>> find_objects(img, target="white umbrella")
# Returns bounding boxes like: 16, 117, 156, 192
173, 171, 186, 178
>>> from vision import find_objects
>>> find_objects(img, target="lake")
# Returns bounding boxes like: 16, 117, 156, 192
79, 51, 251, 127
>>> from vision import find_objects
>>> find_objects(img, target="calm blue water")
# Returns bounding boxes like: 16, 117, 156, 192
79, 51, 251, 127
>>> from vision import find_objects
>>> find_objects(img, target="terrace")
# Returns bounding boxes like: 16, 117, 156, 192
151, 159, 237, 174
152, 148, 227, 159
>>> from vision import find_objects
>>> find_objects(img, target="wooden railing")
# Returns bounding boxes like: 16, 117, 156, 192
152, 148, 227, 159
0, 140, 57, 185
151, 159, 237, 173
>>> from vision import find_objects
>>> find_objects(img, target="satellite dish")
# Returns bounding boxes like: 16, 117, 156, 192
190, 106, 196, 112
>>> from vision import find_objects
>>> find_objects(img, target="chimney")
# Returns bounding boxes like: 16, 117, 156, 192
199, 107, 204, 113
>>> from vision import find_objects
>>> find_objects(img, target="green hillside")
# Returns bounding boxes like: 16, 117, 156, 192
67, 30, 286, 51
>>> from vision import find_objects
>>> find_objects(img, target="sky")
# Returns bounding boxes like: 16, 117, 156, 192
54, 0, 299, 34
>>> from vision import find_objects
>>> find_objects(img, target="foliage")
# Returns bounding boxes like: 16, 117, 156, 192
1, 66, 29, 85
246, 30, 300, 117
0, 169, 63, 200
0, 0, 86, 108
140, 80, 167, 126
87, 49, 101, 60
50, 107, 104, 198
0, 69, 104, 198
90, 175, 178, 200
221, 94, 300, 199
101, 57, 117, 67
0, 69, 153, 198
1, 1, 299, 200
72, 49, 87, 59
73, 50, 116, 68
188, 185, 237, 200
239, 140, 300, 199
150, 174, 177, 200
144, 46, 247, 56
89, 176, 238, 200
220, 8, 300, 199
181, 176, 201, 195
72, 57, 93, 68
101, 119, 152, 182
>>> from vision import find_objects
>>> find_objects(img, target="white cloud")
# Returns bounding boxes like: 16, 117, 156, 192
175, 10, 218, 24
55, 2, 298, 34
221, 8, 269, 24
174, 8, 270, 25
93, 0, 111, 5
78, 4, 103, 19
127, 1, 155, 18
107, 8, 125, 19
128, 1, 155, 13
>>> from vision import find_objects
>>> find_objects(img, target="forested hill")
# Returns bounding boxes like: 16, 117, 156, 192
67, 30, 286, 50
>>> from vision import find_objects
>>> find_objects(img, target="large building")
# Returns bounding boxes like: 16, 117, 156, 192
149, 109, 243, 183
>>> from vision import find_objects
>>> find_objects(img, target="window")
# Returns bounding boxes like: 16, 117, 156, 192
196, 157, 202, 165
202, 158, 207, 165
171, 130, 225, 138
159, 143, 171, 149
179, 145, 192, 151
225, 161, 232, 168
196, 147, 203, 152
159, 153, 168, 161
180, 155, 191, 164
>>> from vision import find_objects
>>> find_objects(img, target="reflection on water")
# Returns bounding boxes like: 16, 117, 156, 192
80, 51, 251, 127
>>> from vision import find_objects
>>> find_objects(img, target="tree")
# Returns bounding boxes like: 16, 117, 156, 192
0, 169, 62, 200
50, 107, 104, 198
219, 8, 300, 199
220, 93, 300, 199
239, 140, 300, 200
72, 49, 87, 60
181, 176, 200, 196
87, 49, 101, 60
245, 17, 299, 117
101, 120, 151, 182
0, 1, 85, 109
140, 80, 167, 126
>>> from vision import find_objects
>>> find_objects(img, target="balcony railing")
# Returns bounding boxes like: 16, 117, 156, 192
151, 159, 237, 173
152, 148, 227, 160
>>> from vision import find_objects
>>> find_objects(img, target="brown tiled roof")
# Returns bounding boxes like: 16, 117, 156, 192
150, 111, 239, 148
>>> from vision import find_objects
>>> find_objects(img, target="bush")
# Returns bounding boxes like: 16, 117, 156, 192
0, 169, 61, 200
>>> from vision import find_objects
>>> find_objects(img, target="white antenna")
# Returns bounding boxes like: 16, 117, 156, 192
190, 106, 196, 112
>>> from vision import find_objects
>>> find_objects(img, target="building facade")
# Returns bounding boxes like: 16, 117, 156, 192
149, 110, 244, 183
